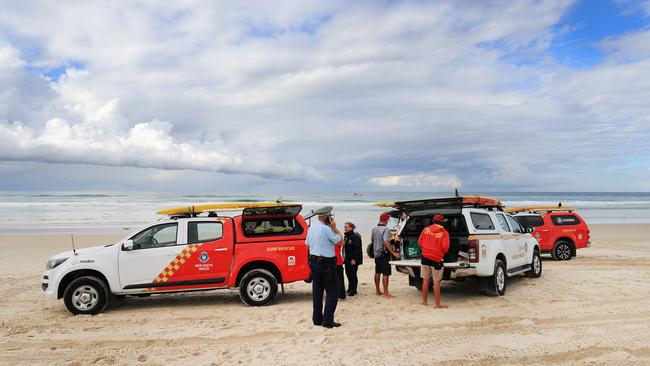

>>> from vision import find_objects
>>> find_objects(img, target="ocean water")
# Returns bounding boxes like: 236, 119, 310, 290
0, 191, 649, 234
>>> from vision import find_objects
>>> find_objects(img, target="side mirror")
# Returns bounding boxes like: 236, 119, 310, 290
122, 239, 134, 251
527, 227, 534, 233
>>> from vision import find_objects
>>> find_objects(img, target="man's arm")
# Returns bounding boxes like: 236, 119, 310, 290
326, 218, 342, 244
383, 228, 399, 258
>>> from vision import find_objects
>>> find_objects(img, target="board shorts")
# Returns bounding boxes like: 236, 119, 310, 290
421, 256, 443, 282
374, 252, 392, 276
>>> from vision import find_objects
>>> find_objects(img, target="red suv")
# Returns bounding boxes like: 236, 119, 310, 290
509, 207, 590, 260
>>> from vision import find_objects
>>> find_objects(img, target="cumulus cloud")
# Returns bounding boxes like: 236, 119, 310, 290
370, 173, 461, 189
0, 0, 649, 190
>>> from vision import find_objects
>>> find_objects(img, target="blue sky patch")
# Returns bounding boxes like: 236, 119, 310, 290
550, 0, 650, 67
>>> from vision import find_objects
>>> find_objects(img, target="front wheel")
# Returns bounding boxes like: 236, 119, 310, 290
526, 250, 542, 278
552, 241, 572, 261
239, 270, 278, 306
485, 259, 506, 296
63, 276, 110, 315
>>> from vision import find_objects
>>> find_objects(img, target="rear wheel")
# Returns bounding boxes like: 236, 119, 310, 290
485, 259, 506, 296
552, 241, 572, 261
63, 276, 110, 315
526, 250, 542, 278
239, 269, 278, 306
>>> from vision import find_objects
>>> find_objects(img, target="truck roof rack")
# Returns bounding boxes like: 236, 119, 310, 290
505, 206, 575, 214
157, 202, 302, 216
391, 196, 503, 213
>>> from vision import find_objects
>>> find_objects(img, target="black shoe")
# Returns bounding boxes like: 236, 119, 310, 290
347, 291, 357, 296
322, 322, 342, 328
339, 296, 346, 300
313, 321, 322, 326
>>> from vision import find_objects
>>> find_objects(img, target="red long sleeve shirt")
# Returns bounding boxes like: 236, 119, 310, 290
417, 224, 450, 262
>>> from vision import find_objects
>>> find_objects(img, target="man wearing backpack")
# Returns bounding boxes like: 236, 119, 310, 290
372, 212, 400, 298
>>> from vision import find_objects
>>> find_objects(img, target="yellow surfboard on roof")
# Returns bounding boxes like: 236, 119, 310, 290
504, 206, 575, 214
156, 202, 300, 215
372, 202, 397, 208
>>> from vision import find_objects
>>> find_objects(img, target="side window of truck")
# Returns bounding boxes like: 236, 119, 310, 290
551, 214, 581, 226
506, 215, 524, 233
188, 222, 223, 244
131, 223, 178, 250
470, 213, 495, 230
523, 216, 545, 227
495, 214, 511, 232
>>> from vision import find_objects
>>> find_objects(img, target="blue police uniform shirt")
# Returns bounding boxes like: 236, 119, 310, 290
306, 220, 341, 257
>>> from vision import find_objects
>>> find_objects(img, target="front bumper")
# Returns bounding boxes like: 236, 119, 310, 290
42, 268, 62, 299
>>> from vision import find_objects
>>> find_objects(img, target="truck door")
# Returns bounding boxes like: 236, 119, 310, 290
494, 213, 521, 266
180, 218, 234, 286
119, 222, 185, 291
505, 215, 528, 267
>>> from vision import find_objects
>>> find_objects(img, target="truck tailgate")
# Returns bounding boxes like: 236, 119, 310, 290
390, 259, 472, 268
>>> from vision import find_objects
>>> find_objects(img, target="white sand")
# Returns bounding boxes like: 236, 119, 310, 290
1, 224, 650, 365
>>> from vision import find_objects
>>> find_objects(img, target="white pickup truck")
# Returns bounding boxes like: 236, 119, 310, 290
389, 196, 542, 296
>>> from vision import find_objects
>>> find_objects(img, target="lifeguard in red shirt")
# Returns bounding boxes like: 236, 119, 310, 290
418, 214, 450, 309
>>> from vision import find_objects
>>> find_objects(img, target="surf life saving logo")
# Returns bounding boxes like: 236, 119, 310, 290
199, 251, 210, 263
288, 256, 296, 266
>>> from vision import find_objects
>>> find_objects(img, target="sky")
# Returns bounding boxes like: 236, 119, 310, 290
1, 0, 650, 193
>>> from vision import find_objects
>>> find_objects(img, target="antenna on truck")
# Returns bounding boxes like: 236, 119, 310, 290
70, 234, 78, 256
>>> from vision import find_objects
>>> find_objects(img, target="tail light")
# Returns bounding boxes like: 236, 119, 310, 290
468, 239, 479, 263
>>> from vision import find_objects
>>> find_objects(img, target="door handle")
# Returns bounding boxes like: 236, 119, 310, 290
214, 248, 228, 252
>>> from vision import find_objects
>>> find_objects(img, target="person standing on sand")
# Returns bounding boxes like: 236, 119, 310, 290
418, 214, 450, 308
335, 240, 346, 300
306, 206, 343, 328
372, 212, 400, 298
343, 222, 362, 296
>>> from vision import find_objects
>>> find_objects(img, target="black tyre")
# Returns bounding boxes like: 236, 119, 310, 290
239, 269, 278, 306
63, 276, 110, 315
485, 259, 506, 296
526, 250, 542, 278
366, 243, 375, 259
552, 241, 572, 261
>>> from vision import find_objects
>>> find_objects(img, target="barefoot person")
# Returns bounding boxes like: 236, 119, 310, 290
372, 212, 400, 298
418, 214, 450, 308
306, 206, 343, 328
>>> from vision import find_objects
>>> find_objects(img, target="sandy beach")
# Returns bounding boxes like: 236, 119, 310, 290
1, 224, 649, 365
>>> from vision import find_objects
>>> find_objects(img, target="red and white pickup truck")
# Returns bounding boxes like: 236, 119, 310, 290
42, 204, 311, 315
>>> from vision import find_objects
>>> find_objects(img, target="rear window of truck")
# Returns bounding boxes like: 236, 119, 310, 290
242, 218, 304, 237
470, 213, 495, 230
551, 214, 581, 226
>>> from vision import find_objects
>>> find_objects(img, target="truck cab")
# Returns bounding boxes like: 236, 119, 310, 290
42, 203, 311, 315
509, 207, 590, 260
388, 196, 542, 296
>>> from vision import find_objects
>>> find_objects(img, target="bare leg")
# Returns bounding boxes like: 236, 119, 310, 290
374, 273, 382, 295
383, 275, 393, 298
434, 280, 447, 309
421, 278, 429, 305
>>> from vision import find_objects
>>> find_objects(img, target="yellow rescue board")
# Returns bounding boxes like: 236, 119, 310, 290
504, 206, 575, 214
372, 202, 397, 208
157, 202, 299, 215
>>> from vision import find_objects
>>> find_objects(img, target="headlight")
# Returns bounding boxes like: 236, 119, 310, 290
46, 257, 68, 270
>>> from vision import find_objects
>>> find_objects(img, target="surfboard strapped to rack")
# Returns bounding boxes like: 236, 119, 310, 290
156, 202, 300, 216
504, 205, 575, 214
373, 196, 503, 212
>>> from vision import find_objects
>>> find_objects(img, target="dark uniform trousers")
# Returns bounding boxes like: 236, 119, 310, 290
309, 257, 339, 325
345, 264, 359, 294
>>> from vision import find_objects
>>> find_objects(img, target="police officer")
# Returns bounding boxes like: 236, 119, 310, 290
305, 206, 343, 328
